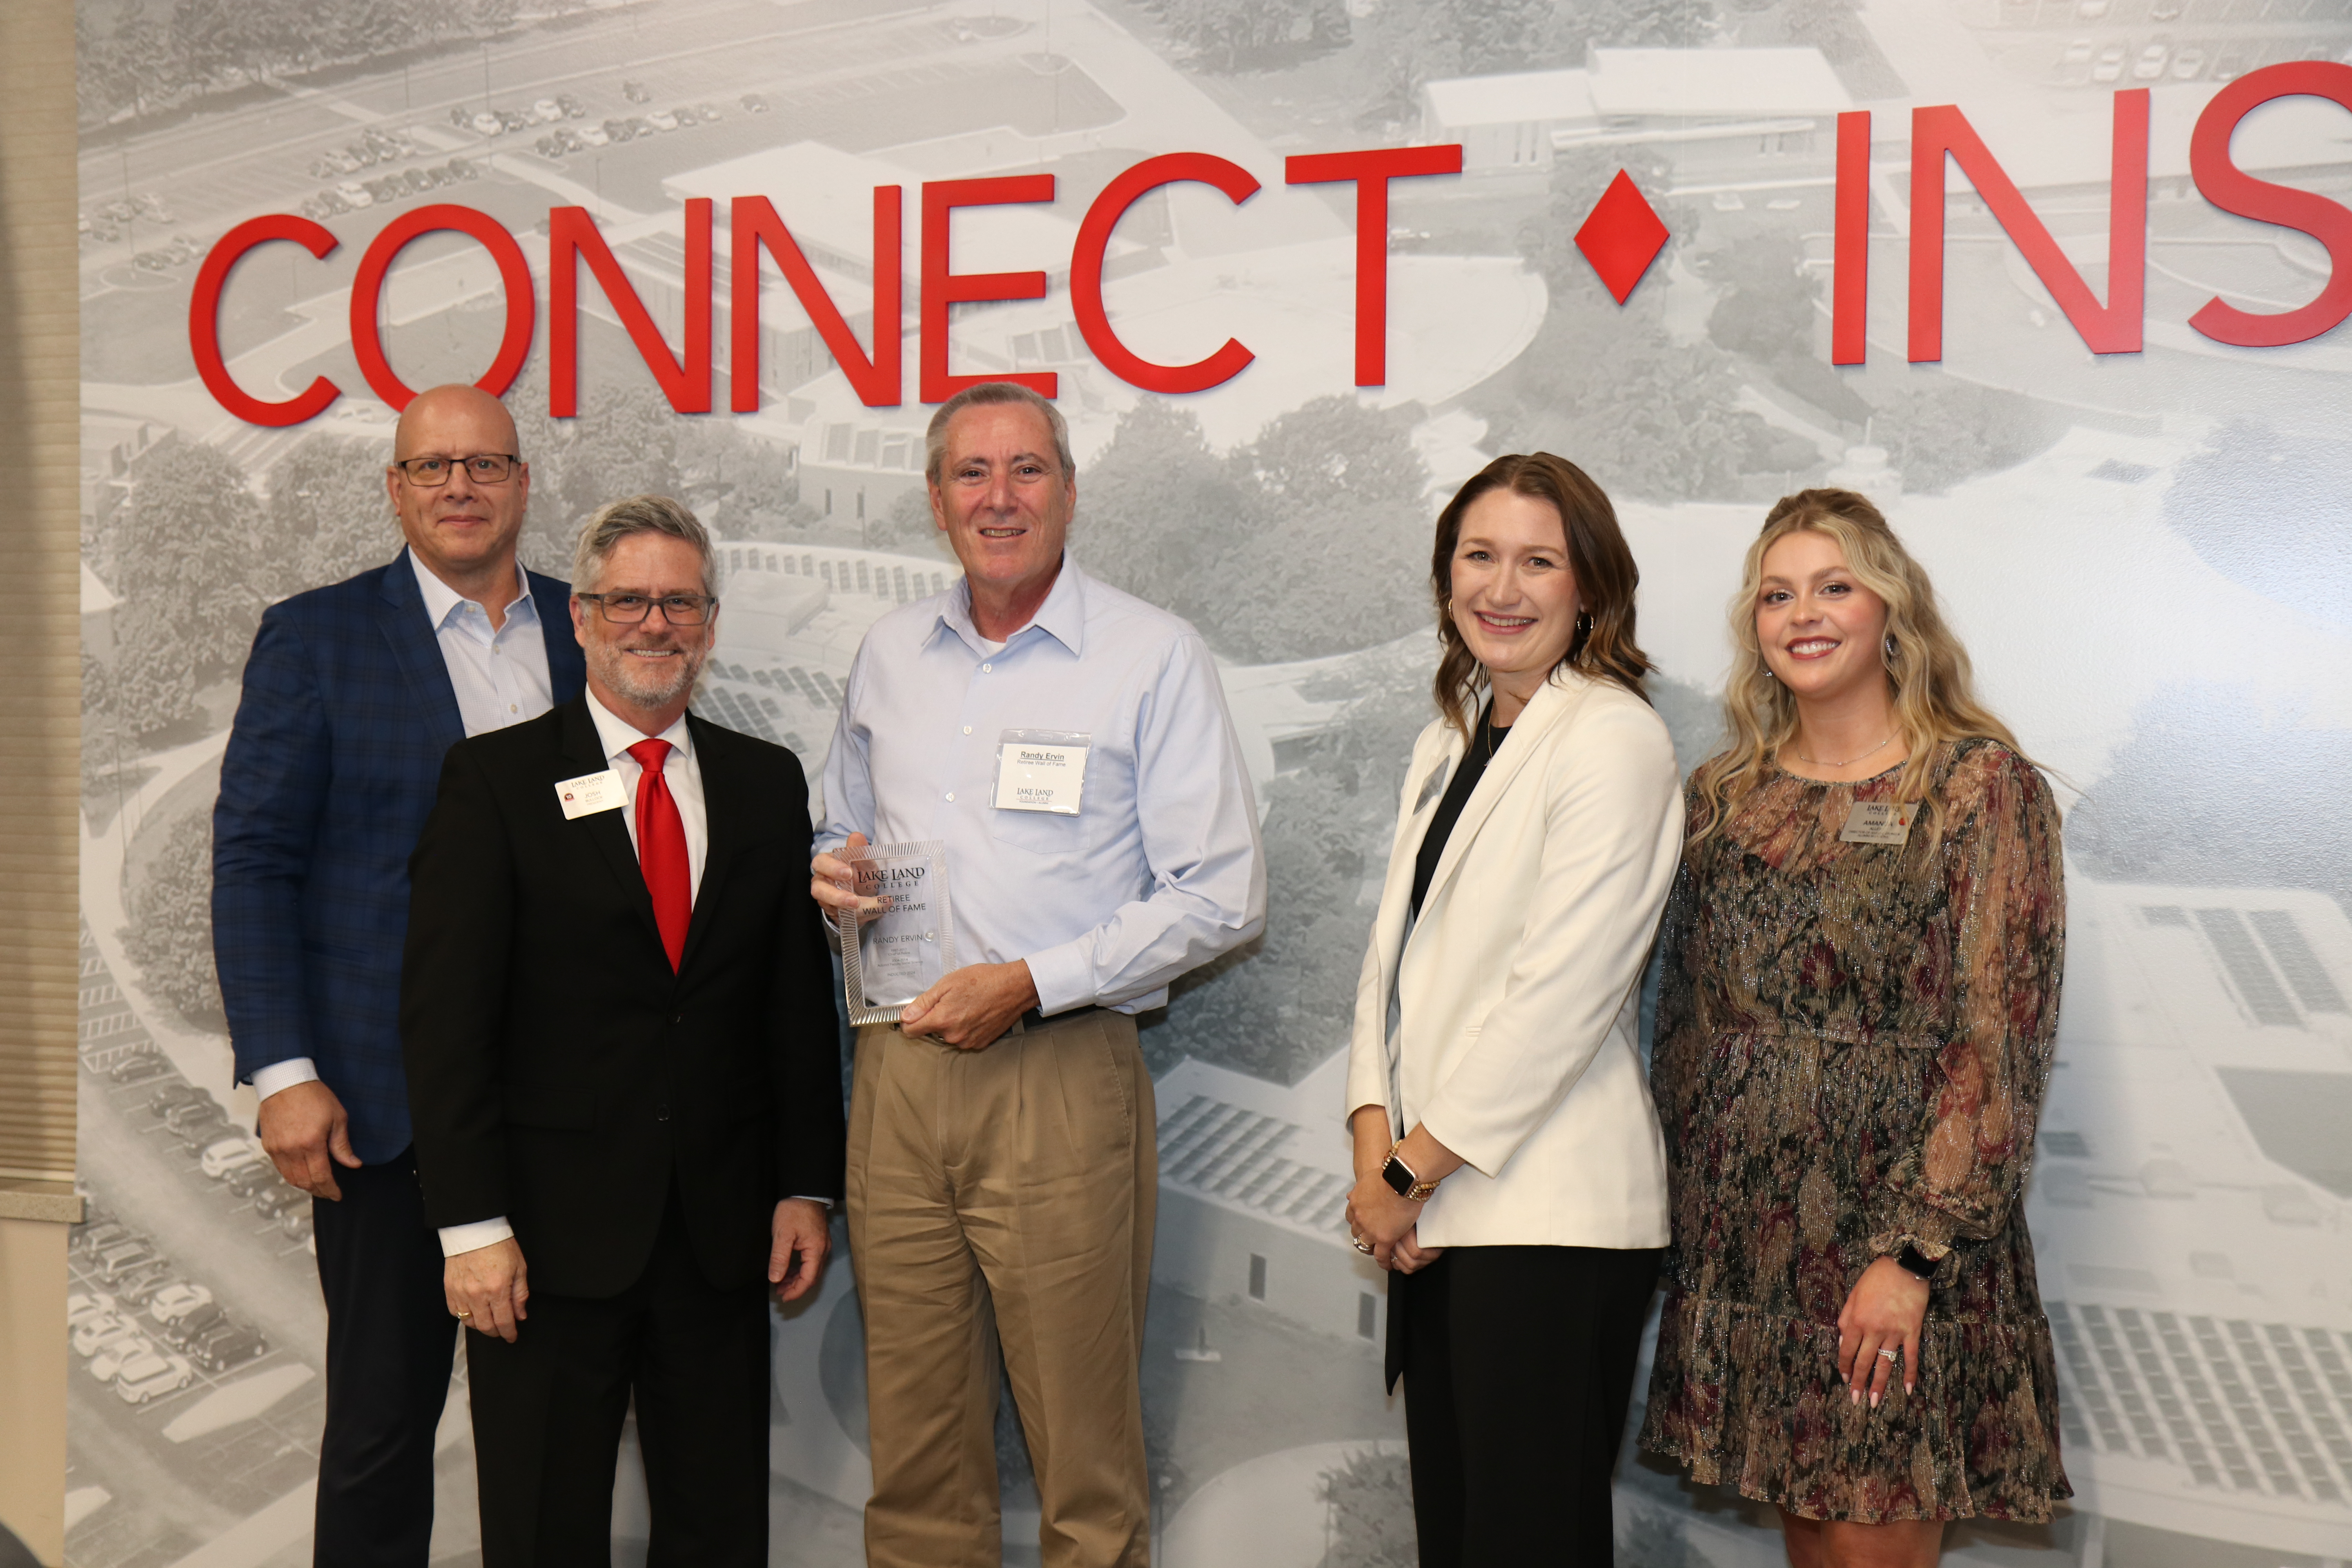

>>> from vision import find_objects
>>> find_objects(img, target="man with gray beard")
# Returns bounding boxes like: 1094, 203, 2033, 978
401, 495, 844, 1566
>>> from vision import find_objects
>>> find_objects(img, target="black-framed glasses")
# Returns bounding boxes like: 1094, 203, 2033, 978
577, 592, 718, 626
393, 453, 521, 486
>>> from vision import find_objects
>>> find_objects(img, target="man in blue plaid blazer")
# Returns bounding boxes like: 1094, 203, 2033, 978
213, 385, 586, 1568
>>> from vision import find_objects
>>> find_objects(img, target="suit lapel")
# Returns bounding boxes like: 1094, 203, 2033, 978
1416, 672, 1595, 921
554, 699, 668, 960
527, 570, 589, 702
376, 550, 466, 757
674, 713, 743, 979
1373, 724, 1464, 975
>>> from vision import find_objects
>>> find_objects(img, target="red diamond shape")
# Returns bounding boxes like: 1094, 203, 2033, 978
1574, 170, 1670, 304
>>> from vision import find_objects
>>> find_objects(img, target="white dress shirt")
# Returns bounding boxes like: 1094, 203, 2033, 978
818, 557, 1265, 1016
252, 553, 554, 1106
434, 690, 712, 1258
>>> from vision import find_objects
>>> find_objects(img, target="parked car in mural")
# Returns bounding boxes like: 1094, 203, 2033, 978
90, 1335, 162, 1385
200, 1137, 266, 1180
115, 1352, 196, 1405
147, 1283, 214, 1325
188, 1324, 269, 1374
73, 1313, 141, 1359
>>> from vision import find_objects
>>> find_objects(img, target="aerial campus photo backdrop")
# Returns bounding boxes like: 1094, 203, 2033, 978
71, 0, 2352, 1562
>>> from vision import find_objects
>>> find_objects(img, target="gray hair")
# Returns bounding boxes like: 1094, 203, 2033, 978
924, 382, 1074, 485
571, 494, 718, 597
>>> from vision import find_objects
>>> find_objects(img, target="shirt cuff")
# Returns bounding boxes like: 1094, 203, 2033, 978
438, 1217, 516, 1257
1022, 942, 1094, 1019
250, 1058, 321, 1102
787, 1195, 833, 1208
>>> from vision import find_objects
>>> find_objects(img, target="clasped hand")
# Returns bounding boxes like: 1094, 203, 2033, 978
1345, 1174, 1442, 1274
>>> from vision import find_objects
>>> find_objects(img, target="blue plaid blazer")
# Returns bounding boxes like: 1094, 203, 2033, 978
212, 551, 587, 1164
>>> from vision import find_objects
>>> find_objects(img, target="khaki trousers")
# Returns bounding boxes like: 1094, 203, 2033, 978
847, 1010, 1156, 1568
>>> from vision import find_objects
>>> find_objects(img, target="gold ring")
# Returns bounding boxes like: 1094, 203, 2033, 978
456, 1310, 472, 1319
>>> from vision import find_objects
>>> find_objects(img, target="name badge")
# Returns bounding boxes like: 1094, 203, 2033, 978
555, 769, 628, 820
992, 729, 1090, 815
1839, 800, 1917, 846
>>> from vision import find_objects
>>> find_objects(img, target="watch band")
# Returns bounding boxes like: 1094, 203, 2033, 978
1891, 1243, 1939, 1283
1381, 1144, 1440, 1203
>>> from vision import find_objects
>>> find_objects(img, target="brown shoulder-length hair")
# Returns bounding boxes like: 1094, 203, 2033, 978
1430, 452, 1654, 737
1687, 487, 2030, 844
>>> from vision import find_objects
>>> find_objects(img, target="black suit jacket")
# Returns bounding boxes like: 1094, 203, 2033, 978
401, 697, 845, 1299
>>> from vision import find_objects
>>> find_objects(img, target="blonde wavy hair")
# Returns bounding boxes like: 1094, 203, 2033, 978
1688, 488, 2027, 844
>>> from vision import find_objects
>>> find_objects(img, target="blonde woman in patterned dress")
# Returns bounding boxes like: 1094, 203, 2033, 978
1639, 489, 2070, 1568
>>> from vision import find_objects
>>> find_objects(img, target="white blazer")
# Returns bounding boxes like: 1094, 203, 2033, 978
1345, 668, 1684, 1250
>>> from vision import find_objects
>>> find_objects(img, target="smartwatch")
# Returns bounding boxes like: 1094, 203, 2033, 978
1891, 1243, 1939, 1283
1381, 1144, 1439, 1203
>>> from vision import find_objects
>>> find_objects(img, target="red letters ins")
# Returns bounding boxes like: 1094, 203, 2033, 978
1907, 90, 2148, 361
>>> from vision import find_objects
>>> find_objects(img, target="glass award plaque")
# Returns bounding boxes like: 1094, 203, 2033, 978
837, 840, 958, 1027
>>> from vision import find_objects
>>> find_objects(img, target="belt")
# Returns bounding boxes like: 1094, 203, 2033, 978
1015, 1004, 1109, 1032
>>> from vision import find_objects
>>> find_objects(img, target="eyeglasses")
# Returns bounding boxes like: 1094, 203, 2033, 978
576, 592, 718, 626
394, 454, 521, 486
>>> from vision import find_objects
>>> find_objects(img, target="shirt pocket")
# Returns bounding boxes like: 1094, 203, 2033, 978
987, 804, 1094, 857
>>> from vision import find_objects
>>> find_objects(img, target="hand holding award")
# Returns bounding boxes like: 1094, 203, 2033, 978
835, 840, 958, 1027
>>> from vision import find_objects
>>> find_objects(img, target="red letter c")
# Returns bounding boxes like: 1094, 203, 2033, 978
1072, 153, 1260, 394
190, 216, 340, 427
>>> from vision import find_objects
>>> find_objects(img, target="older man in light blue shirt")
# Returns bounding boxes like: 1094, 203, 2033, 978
811, 383, 1263, 1568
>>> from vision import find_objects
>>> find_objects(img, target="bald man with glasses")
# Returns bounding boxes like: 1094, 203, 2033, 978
214, 384, 585, 1568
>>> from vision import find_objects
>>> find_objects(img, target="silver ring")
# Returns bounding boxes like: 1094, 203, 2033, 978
1876, 1347, 1898, 1362
1351, 1239, 1373, 1254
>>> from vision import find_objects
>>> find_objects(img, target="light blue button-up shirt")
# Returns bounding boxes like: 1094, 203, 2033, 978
818, 557, 1265, 1016
408, 548, 554, 735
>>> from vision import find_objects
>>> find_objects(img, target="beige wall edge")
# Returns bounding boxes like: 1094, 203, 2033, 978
0, 0, 85, 1560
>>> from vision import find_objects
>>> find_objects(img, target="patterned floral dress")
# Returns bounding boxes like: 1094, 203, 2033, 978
1639, 739, 2072, 1523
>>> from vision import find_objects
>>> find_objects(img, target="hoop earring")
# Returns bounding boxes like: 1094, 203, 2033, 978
1883, 633, 1900, 666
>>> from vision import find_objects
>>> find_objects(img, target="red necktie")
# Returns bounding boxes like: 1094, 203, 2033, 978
626, 739, 691, 971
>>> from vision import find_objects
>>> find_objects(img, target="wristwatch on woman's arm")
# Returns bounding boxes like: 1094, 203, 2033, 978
1888, 1239, 1945, 1283
1381, 1143, 1441, 1203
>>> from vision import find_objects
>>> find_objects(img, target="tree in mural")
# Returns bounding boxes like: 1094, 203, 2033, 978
122, 807, 224, 1028
1319, 1448, 1417, 1568
266, 434, 405, 597
109, 438, 267, 740
1151, 0, 1351, 71
1861, 376, 2064, 495
1211, 397, 1434, 663
1073, 399, 1253, 635
1082, 397, 1432, 666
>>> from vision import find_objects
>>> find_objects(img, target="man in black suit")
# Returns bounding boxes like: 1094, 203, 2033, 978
401, 494, 842, 1566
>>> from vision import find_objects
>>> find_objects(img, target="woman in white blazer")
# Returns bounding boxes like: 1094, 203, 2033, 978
1345, 453, 1684, 1567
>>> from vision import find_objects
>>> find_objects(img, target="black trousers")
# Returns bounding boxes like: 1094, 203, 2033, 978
464, 1185, 771, 1568
311, 1145, 459, 1568
1391, 1244, 1662, 1568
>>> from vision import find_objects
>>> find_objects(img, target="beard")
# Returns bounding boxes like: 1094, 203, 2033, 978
588, 632, 705, 710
